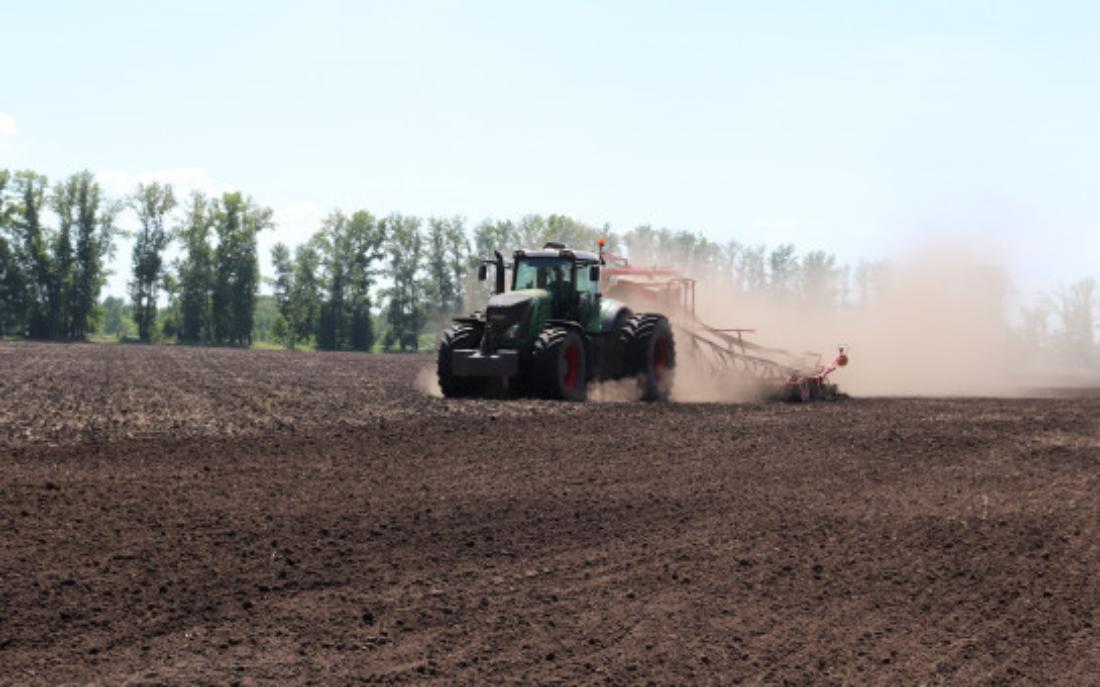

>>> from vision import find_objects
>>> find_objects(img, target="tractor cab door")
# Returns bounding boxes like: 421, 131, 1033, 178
539, 264, 575, 320
574, 263, 601, 333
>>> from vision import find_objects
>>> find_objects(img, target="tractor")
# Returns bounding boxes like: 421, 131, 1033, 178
436, 242, 675, 401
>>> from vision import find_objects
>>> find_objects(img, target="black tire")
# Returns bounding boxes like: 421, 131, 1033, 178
437, 323, 486, 398
531, 326, 587, 401
619, 314, 675, 401
786, 377, 810, 403
600, 307, 634, 380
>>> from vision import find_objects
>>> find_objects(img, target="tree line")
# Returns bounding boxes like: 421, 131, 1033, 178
1, 167, 1096, 369
0, 170, 115, 339
0, 169, 275, 347
268, 213, 614, 351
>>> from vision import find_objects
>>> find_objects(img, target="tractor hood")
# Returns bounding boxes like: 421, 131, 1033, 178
485, 289, 546, 332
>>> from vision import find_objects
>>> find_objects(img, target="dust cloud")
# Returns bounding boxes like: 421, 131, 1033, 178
667, 361, 774, 404
823, 245, 1016, 397
415, 365, 443, 398
678, 242, 1022, 398
588, 377, 644, 402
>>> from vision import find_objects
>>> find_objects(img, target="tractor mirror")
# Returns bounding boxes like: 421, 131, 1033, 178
477, 264, 487, 281
589, 265, 600, 282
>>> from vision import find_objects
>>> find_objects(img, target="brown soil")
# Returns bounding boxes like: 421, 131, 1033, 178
2, 341, 1099, 685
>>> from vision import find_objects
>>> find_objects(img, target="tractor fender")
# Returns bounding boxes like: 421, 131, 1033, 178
451, 315, 485, 326
598, 298, 633, 334
544, 319, 589, 338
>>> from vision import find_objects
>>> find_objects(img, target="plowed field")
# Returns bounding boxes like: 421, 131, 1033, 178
2, 341, 1098, 685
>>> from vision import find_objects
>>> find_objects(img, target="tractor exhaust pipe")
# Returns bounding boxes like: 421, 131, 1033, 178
477, 251, 508, 295
494, 250, 506, 294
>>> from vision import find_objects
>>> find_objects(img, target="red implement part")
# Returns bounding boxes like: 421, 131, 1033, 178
598, 252, 847, 401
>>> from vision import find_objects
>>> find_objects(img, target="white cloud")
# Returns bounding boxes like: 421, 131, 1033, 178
275, 201, 326, 231
0, 112, 17, 148
270, 201, 326, 249
96, 166, 231, 199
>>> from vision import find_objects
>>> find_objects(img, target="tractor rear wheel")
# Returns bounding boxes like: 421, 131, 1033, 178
620, 314, 675, 401
437, 323, 487, 398
531, 326, 587, 401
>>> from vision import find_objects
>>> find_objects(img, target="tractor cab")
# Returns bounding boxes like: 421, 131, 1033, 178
510, 245, 601, 332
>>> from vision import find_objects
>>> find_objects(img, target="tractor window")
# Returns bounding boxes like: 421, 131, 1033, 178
513, 258, 572, 291
574, 265, 593, 293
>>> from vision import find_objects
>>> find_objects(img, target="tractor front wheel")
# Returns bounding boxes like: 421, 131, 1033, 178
531, 327, 588, 401
437, 323, 487, 398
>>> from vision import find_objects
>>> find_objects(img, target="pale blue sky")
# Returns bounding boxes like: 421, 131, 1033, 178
2, 0, 1098, 299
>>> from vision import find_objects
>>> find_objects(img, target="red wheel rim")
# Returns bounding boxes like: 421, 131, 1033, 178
562, 344, 580, 390
653, 335, 669, 383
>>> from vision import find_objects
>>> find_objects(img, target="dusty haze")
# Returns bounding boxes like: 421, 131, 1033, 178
682, 242, 1023, 398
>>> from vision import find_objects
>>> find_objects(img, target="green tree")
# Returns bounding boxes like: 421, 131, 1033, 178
12, 171, 52, 338
210, 194, 240, 344
622, 225, 715, 274
311, 210, 384, 351
66, 172, 115, 339
798, 250, 842, 309
514, 213, 610, 254
128, 182, 177, 341
176, 193, 215, 343
0, 234, 22, 336
345, 210, 385, 351
622, 224, 657, 264
671, 230, 723, 278
160, 271, 181, 340
514, 214, 548, 249
721, 239, 743, 290
469, 219, 516, 303
0, 170, 26, 336
210, 192, 271, 346
100, 295, 132, 340
737, 245, 767, 292
270, 241, 323, 349
853, 259, 888, 308
314, 212, 351, 351
1053, 278, 1098, 370
472, 219, 515, 266
444, 217, 469, 314
251, 294, 280, 344
289, 241, 323, 346
425, 216, 467, 326
271, 242, 294, 326
382, 213, 425, 351
49, 178, 78, 337
767, 243, 799, 297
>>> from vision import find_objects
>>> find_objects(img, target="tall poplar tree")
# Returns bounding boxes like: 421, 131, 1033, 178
382, 213, 424, 351
176, 192, 215, 343
211, 192, 271, 346
68, 171, 115, 339
129, 182, 176, 341
13, 171, 52, 338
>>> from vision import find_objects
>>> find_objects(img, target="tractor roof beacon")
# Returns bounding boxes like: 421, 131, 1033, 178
436, 242, 675, 402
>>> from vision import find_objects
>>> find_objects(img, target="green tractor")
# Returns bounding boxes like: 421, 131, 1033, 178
437, 242, 675, 401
